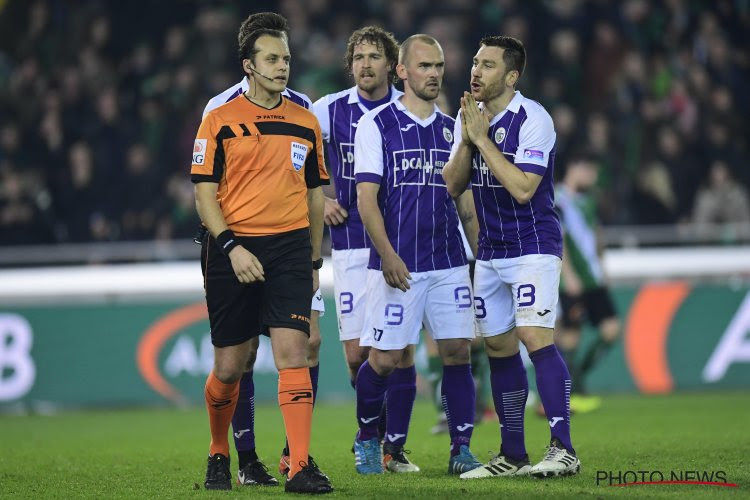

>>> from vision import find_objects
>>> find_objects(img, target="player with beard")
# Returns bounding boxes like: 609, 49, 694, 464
444, 35, 580, 479
352, 34, 482, 476
312, 27, 420, 473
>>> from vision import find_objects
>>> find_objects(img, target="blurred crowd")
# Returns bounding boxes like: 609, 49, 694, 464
0, 0, 748, 246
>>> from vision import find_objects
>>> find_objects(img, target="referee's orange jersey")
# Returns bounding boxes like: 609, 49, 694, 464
191, 95, 329, 236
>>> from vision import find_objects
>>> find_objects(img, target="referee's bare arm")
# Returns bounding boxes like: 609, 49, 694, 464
194, 182, 265, 283
307, 186, 324, 291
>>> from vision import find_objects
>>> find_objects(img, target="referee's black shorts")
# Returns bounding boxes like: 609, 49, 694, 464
201, 227, 313, 347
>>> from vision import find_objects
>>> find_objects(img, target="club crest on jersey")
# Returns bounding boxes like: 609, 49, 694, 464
443, 127, 453, 143
291, 142, 308, 171
192, 139, 207, 165
494, 127, 506, 144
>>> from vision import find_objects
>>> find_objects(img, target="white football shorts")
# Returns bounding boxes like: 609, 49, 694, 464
332, 248, 370, 340
311, 287, 325, 317
473, 254, 561, 336
360, 265, 475, 350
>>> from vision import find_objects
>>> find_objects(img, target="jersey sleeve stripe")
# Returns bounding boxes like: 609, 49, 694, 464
191, 125, 236, 183
304, 145, 329, 187
355, 173, 382, 184
516, 163, 547, 176
191, 174, 217, 183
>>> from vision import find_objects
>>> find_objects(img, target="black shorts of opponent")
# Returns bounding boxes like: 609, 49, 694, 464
560, 286, 616, 329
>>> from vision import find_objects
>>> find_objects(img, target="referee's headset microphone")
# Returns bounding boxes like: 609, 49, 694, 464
246, 62, 275, 99
247, 63, 275, 82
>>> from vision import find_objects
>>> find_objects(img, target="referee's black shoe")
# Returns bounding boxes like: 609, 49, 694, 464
204, 453, 232, 490
284, 462, 333, 494
238, 459, 279, 486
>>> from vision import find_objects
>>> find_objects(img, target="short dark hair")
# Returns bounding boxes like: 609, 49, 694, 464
238, 12, 288, 44
238, 29, 285, 66
345, 26, 400, 84
479, 35, 526, 78
237, 12, 288, 64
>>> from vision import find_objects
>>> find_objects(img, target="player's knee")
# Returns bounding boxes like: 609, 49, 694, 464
345, 344, 369, 372
369, 349, 399, 376
347, 358, 365, 376
484, 332, 519, 357
600, 318, 621, 343
438, 339, 471, 365
518, 327, 553, 353
213, 365, 243, 384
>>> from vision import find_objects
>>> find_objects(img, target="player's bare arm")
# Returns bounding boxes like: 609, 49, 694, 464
463, 94, 543, 204
194, 182, 265, 283
456, 189, 479, 257
357, 181, 411, 292
308, 186, 324, 291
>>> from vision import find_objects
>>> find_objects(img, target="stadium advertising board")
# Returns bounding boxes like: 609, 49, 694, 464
1, 282, 749, 410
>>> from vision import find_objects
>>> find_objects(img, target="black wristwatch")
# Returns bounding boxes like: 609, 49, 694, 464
312, 258, 324, 270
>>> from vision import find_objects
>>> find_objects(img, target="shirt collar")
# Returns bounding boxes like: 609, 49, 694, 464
348, 85, 402, 104
240, 76, 292, 99
484, 90, 524, 125
393, 98, 440, 127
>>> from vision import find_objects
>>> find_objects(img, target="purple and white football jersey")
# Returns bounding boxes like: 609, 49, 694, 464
450, 91, 562, 260
203, 77, 312, 117
354, 99, 468, 273
313, 86, 402, 251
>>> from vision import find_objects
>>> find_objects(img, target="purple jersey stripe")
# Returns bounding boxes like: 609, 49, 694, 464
326, 91, 370, 250
366, 104, 467, 273
471, 106, 562, 259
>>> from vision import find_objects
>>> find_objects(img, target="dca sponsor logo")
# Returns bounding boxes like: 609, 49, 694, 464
136, 303, 275, 403
339, 143, 355, 180
392, 148, 451, 187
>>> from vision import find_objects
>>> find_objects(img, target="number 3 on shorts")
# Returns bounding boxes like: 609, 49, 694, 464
517, 284, 536, 307
340, 292, 354, 314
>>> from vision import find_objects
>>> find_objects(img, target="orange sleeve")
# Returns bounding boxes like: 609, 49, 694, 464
190, 113, 221, 183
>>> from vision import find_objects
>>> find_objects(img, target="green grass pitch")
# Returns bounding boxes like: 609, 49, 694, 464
1, 392, 747, 498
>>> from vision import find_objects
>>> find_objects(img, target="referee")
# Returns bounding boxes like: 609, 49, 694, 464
191, 27, 332, 494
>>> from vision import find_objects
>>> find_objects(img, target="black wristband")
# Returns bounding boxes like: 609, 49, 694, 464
312, 258, 323, 270
215, 229, 240, 255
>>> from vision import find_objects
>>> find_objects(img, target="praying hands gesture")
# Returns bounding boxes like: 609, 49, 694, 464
460, 91, 490, 145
